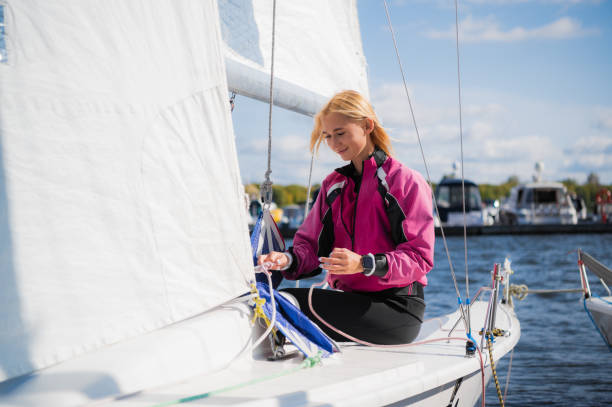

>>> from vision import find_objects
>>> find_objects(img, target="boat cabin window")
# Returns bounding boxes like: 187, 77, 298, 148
0, 4, 7, 64
525, 188, 559, 204
517, 188, 524, 204
437, 186, 450, 208
436, 184, 482, 211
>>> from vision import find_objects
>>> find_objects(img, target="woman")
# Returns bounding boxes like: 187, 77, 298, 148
259, 90, 434, 345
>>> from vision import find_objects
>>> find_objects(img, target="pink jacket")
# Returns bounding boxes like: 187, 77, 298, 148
283, 150, 434, 292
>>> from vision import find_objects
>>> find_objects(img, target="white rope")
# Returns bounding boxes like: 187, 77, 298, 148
453, 0, 471, 324
304, 151, 316, 219
296, 151, 316, 289
261, 0, 278, 206
251, 264, 278, 350
382, 0, 469, 332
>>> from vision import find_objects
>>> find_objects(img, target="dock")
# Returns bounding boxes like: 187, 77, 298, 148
434, 223, 612, 236
276, 223, 612, 239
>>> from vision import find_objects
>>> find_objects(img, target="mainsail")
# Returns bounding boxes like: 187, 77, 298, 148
219, 0, 369, 116
0, 0, 252, 381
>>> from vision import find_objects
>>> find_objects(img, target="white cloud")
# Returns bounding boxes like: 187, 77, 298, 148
234, 82, 611, 186
369, 80, 612, 184
426, 15, 599, 43
568, 135, 612, 156
467, 121, 495, 140
275, 135, 310, 156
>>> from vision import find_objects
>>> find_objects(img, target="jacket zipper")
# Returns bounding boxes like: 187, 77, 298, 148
351, 187, 358, 250
351, 161, 366, 251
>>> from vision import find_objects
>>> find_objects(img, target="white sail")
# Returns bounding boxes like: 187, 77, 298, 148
0, 0, 252, 381
219, 0, 369, 116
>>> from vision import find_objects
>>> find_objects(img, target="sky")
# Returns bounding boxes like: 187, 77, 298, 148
231, 0, 612, 188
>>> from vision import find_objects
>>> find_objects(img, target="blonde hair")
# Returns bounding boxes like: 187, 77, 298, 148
310, 90, 393, 156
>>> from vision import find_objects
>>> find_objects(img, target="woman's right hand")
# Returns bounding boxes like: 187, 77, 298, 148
258, 251, 290, 270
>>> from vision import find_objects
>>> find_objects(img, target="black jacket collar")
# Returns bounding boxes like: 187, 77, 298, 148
334, 146, 388, 178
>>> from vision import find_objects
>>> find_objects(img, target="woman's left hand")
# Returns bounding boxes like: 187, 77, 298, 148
319, 247, 363, 275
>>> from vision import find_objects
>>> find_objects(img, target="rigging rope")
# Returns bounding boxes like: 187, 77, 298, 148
297, 151, 317, 288
261, 0, 278, 207
382, 0, 471, 344
303, 151, 316, 219
509, 284, 584, 300
453, 0, 471, 320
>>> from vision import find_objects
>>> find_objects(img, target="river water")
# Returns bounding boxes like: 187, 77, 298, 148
280, 233, 612, 406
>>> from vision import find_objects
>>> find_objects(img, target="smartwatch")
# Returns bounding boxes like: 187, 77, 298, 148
361, 253, 376, 276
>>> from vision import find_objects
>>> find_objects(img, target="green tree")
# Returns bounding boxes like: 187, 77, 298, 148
271, 184, 289, 207
505, 175, 519, 188
284, 184, 308, 205
587, 172, 600, 186
244, 183, 260, 200
561, 178, 579, 194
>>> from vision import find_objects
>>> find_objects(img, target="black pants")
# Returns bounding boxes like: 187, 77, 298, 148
281, 284, 425, 345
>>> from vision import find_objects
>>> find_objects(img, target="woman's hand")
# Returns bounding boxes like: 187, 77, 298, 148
258, 251, 290, 270
319, 247, 363, 275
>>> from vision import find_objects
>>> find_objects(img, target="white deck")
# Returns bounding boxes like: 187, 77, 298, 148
0, 300, 519, 407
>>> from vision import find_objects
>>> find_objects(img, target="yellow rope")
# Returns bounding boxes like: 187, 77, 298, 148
249, 283, 275, 334
479, 327, 505, 337
509, 284, 528, 301
250, 296, 271, 326
486, 335, 505, 407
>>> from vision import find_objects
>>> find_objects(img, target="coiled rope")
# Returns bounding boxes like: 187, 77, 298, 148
509, 284, 529, 301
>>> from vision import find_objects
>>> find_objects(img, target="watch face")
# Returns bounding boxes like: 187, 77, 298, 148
362, 255, 374, 271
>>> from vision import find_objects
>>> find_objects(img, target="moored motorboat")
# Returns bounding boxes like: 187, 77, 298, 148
435, 178, 492, 227
499, 163, 578, 225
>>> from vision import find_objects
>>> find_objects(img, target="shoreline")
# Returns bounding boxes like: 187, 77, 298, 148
273, 223, 612, 238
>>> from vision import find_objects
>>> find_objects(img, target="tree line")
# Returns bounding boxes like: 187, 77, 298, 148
246, 172, 610, 212
245, 183, 319, 208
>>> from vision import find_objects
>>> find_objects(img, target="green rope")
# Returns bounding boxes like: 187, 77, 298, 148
149, 353, 323, 407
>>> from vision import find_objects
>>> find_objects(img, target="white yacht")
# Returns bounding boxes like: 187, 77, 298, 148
499, 163, 578, 225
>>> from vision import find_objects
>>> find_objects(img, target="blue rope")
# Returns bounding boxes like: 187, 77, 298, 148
458, 297, 478, 351
582, 297, 612, 353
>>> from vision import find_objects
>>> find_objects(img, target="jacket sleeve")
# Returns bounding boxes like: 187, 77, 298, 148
372, 171, 434, 285
282, 183, 330, 280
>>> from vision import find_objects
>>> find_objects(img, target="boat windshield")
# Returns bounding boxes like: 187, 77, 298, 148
524, 188, 560, 204
437, 184, 482, 211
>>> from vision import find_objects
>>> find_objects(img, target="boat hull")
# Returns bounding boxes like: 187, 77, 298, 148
585, 296, 612, 348
0, 300, 519, 407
